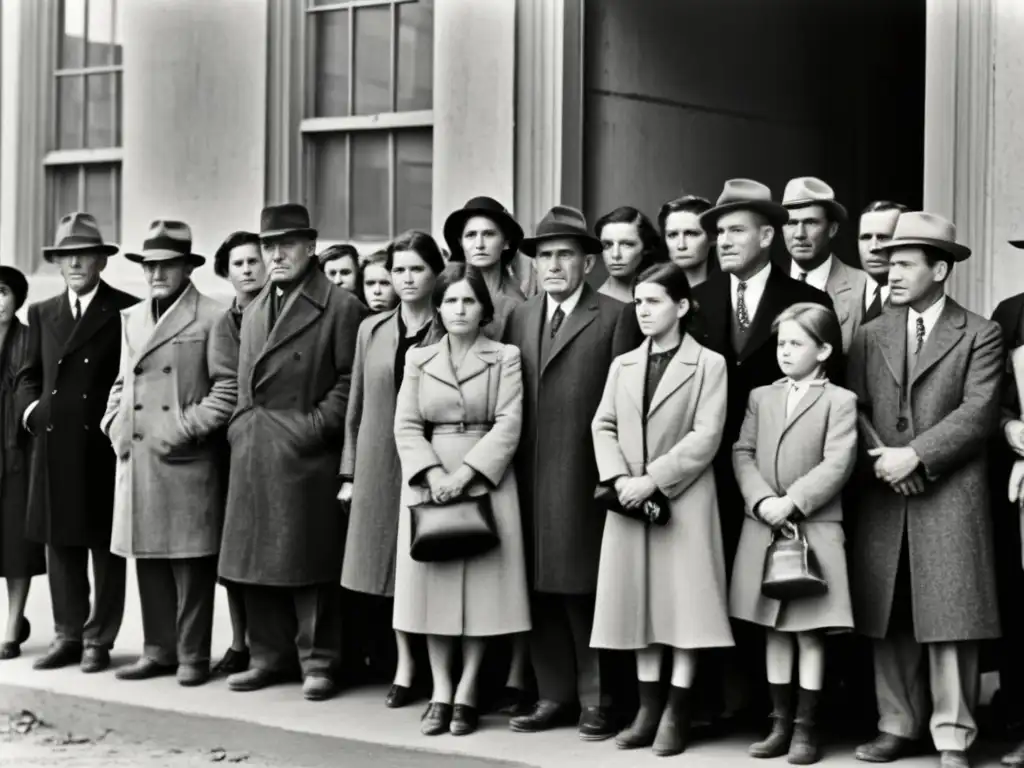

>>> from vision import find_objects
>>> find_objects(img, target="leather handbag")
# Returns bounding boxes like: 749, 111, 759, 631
594, 484, 671, 526
410, 493, 499, 563
761, 522, 828, 600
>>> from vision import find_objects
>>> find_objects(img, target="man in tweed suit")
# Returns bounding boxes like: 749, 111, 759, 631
847, 213, 1003, 768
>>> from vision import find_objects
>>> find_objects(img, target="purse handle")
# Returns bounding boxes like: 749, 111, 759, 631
773, 521, 804, 541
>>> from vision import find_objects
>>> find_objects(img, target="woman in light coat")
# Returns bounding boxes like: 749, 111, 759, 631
591, 263, 733, 757
730, 303, 857, 765
393, 262, 530, 737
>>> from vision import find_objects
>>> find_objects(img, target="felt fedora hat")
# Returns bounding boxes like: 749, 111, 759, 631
519, 205, 603, 257
42, 212, 119, 261
259, 203, 318, 241
443, 196, 524, 260
699, 179, 789, 231
781, 176, 848, 223
872, 211, 971, 262
124, 220, 206, 266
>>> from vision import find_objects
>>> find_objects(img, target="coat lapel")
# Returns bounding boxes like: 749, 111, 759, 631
911, 300, 967, 387
877, 306, 907, 388
617, 344, 646, 416
542, 283, 600, 375
778, 380, 826, 441
43, 292, 76, 346
739, 269, 791, 363
760, 381, 789, 463
420, 343, 456, 389
647, 334, 699, 417
520, 295, 545, 374
458, 335, 501, 384
827, 258, 856, 309
62, 281, 118, 356
252, 270, 331, 386
135, 283, 199, 364
694, 272, 731, 358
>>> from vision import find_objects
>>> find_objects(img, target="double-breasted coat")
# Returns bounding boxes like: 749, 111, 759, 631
589, 335, 734, 650
502, 283, 638, 594
847, 299, 1003, 643
219, 269, 368, 587
15, 281, 139, 548
730, 379, 857, 631
340, 309, 405, 596
101, 284, 236, 558
392, 335, 531, 636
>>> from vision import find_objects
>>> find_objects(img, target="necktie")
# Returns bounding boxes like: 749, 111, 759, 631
914, 316, 925, 355
797, 271, 808, 283
865, 288, 882, 321
74, 297, 82, 322
550, 305, 565, 338
736, 281, 750, 332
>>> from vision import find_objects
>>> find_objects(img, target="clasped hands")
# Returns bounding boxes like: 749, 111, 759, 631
613, 475, 659, 510
868, 446, 924, 496
425, 465, 476, 504
757, 496, 797, 529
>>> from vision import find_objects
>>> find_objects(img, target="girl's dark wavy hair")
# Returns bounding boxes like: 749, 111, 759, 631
594, 206, 668, 282
634, 262, 697, 335
385, 230, 446, 275
213, 231, 260, 279
431, 262, 496, 330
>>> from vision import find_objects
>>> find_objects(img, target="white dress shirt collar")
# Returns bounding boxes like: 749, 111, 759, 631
865, 279, 890, 310
546, 281, 586, 322
790, 255, 833, 292
68, 282, 100, 316
908, 294, 946, 345
729, 261, 772, 319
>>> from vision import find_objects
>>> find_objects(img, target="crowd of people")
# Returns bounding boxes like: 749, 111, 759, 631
0, 176, 1023, 768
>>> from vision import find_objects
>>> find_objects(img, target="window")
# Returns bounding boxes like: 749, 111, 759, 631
45, 0, 123, 246
270, 0, 434, 244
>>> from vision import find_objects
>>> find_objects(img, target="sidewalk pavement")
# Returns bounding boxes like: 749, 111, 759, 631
0, 564, 1012, 767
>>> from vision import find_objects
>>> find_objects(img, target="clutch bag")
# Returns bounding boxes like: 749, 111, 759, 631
761, 522, 828, 600
594, 484, 671, 526
409, 493, 499, 563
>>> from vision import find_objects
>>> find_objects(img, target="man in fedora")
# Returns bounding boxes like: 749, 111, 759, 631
688, 179, 830, 736
218, 203, 367, 702
858, 201, 909, 323
15, 212, 138, 673
847, 213, 1003, 768
503, 204, 639, 739
780, 176, 869, 352
100, 220, 236, 687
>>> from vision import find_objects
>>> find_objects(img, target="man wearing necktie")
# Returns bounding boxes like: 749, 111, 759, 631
857, 201, 908, 324
847, 212, 1003, 768
503, 205, 639, 739
15, 213, 138, 674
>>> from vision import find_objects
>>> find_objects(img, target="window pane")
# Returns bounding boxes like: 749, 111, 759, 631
351, 132, 389, 240
49, 166, 81, 236
353, 6, 391, 115
395, 130, 432, 233
57, 76, 85, 150
84, 164, 119, 240
311, 10, 349, 118
86, 0, 115, 67
397, 0, 433, 111
59, 0, 86, 69
85, 73, 120, 148
310, 135, 349, 241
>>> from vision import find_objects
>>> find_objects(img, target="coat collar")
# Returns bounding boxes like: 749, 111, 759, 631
54, 280, 121, 356
133, 282, 200, 364
541, 282, 601, 375
828, 257, 858, 297
251, 268, 333, 384
420, 333, 503, 389
911, 297, 967, 386
618, 333, 701, 416
770, 376, 828, 437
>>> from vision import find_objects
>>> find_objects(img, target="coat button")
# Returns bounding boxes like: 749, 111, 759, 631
132, 433, 143, 441
46, 425, 53, 432
51, 389, 57, 395
58, 359, 62, 365
161, 405, 169, 412
293, 352, 301, 360
134, 404, 142, 411
133, 366, 142, 375
82, 393, 87, 399
84, 358, 89, 364
163, 366, 172, 374
83, 425, 89, 431
896, 417, 908, 433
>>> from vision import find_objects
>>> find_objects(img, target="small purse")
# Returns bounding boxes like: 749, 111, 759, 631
409, 493, 499, 563
594, 484, 671, 526
761, 522, 828, 600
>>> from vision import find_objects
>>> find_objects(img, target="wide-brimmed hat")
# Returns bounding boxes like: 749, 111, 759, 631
0, 265, 29, 310
519, 205, 603, 257
260, 203, 318, 241
699, 179, 789, 231
42, 212, 119, 262
872, 211, 971, 262
443, 197, 524, 260
781, 176, 848, 223
124, 220, 206, 266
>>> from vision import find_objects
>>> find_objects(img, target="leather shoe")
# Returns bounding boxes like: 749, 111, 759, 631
578, 705, 616, 741
940, 751, 970, 768
33, 641, 83, 670
80, 647, 110, 674
228, 667, 289, 692
0, 642, 20, 660
177, 663, 210, 687
115, 657, 176, 681
421, 702, 453, 736
450, 704, 479, 736
510, 700, 578, 733
855, 733, 920, 763
212, 647, 250, 677
385, 684, 416, 709
1003, 741, 1024, 766
493, 686, 535, 717
302, 675, 336, 701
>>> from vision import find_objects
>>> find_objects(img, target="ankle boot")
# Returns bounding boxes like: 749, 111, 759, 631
615, 681, 665, 749
652, 686, 691, 757
749, 683, 794, 759
788, 688, 821, 765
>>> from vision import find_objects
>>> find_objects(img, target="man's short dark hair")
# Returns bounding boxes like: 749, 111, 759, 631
861, 200, 909, 215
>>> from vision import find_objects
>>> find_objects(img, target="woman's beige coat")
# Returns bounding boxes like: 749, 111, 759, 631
589, 334, 734, 650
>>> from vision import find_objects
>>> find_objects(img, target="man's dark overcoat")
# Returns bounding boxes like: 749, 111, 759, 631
847, 300, 1003, 643
15, 281, 138, 547
218, 270, 367, 587
502, 282, 638, 594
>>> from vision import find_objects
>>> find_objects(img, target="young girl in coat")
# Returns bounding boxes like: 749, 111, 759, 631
730, 302, 857, 765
